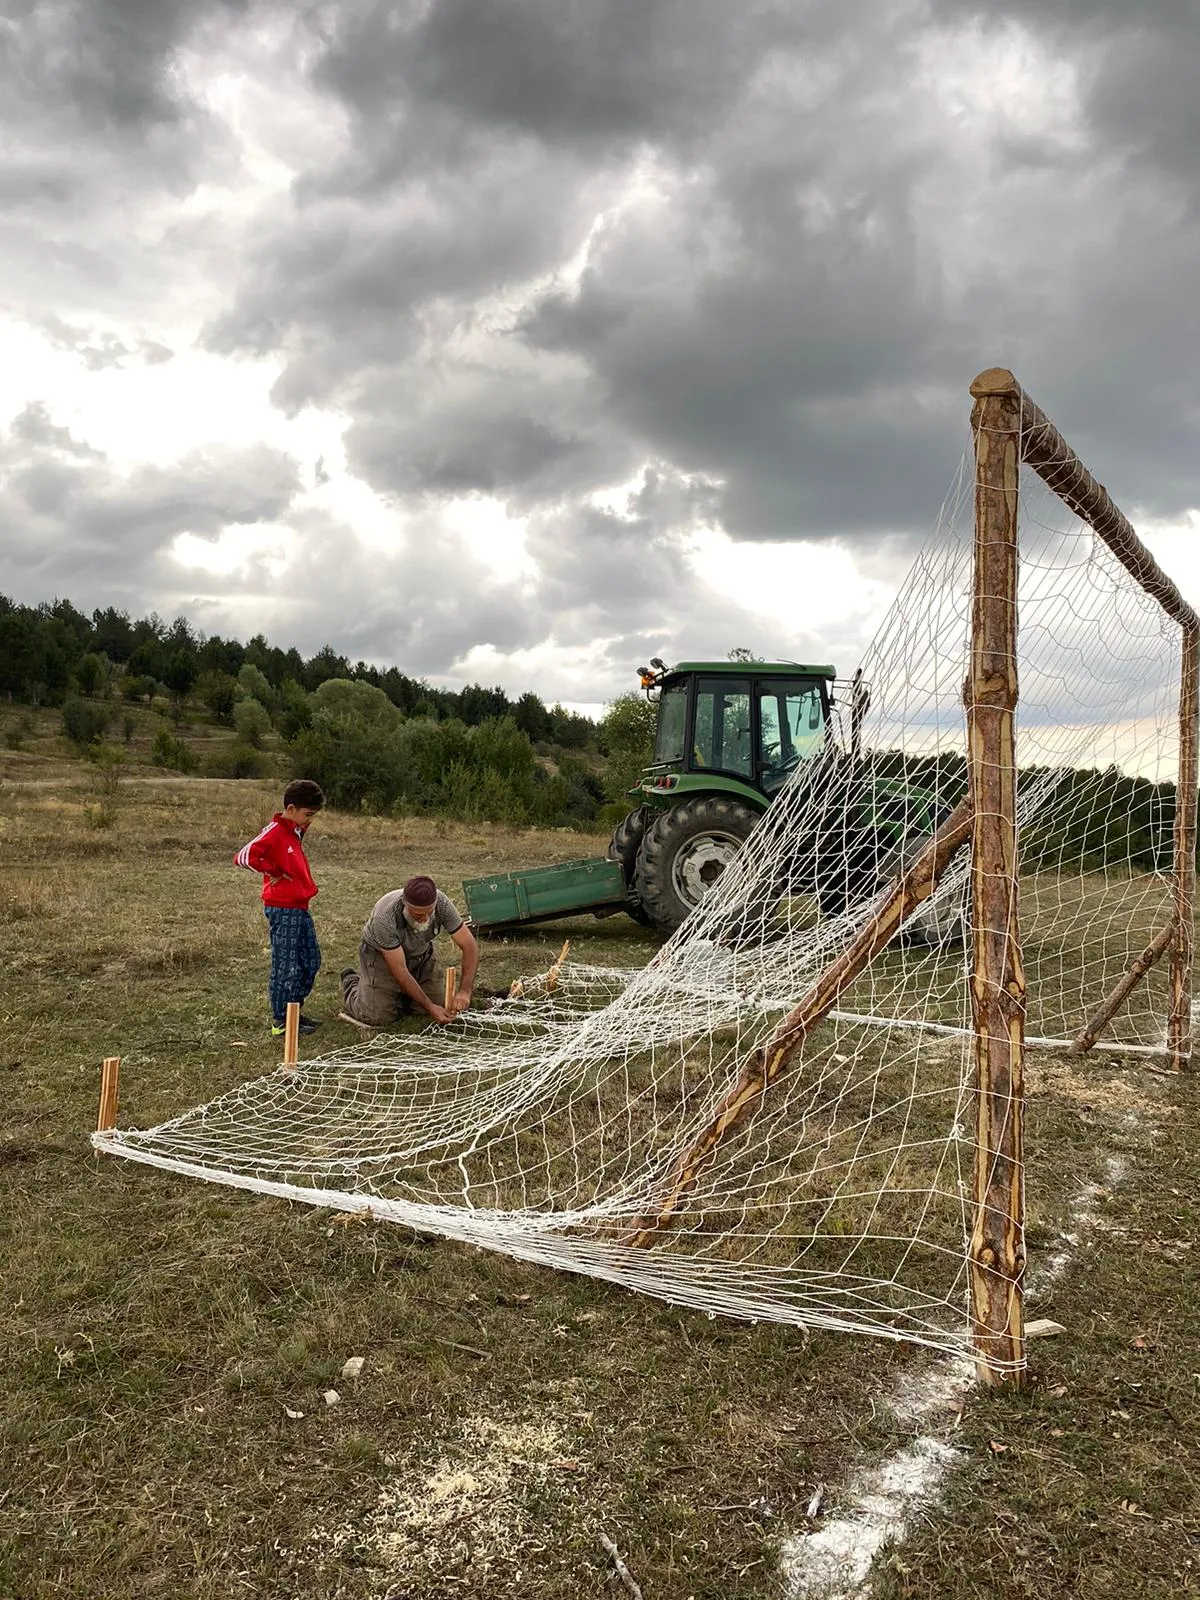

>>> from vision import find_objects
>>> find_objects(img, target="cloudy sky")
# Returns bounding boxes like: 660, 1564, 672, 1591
2, 0, 1198, 713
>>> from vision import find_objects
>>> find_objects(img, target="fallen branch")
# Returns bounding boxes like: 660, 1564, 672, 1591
597, 1530, 644, 1600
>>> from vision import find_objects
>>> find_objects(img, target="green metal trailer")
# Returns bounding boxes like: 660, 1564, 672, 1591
463, 855, 634, 934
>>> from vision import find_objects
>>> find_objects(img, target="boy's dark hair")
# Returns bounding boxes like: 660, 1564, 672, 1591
284, 778, 325, 811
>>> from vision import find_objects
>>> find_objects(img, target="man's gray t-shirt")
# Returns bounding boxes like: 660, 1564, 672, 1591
361, 889, 463, 967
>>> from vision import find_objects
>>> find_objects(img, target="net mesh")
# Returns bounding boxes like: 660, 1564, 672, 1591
95, 439, 1186, 1357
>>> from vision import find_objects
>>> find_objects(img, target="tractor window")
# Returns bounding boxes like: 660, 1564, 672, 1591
692, 677, 753, 777
758, 679, 826, 795
653, 684, 688, 765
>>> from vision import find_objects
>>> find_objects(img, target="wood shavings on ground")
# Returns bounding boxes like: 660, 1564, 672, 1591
311, 1412, 581, 1586
1027, 1058, 1171, 1118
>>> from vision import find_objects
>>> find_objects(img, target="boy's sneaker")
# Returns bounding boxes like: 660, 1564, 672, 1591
270, 1016, 322, 1037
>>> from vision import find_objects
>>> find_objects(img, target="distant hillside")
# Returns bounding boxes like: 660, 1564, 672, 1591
0, 594, 652, 832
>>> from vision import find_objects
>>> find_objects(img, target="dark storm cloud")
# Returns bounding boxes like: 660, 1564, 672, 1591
338, 355, 630, 507
3, 0, 1199, 703
1, 0, 246, 136
201, 0, 1199, 568
0, 0, 258, 330
310, 0, 818, 154
1, 0, 245, 176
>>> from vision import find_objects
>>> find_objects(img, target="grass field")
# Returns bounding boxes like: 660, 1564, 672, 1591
2, 750, 1198, 1599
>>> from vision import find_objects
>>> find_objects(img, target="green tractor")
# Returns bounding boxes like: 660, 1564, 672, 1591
607, 658, 949, 937
463, 658, 955, 941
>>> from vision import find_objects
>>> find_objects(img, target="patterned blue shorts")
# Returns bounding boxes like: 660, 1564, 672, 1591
264, 907, 321, 1021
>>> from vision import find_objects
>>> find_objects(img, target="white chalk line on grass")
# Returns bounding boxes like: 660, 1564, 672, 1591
779, 1153, 1132, 1600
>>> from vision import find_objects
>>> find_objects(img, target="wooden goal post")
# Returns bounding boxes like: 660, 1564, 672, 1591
967, 368, 1200, 1385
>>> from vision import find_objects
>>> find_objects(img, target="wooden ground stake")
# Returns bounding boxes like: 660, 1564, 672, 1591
283, 1001, 300, 1068
97, 1056, 121, 1136
624, 798, 973, 1247
545, 939, 571, 995
967, 370, 1026, 1388
444, 966, 459, 1012
1071, 923, 1175, 1054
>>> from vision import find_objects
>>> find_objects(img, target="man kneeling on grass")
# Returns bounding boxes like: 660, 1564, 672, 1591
339, 875, 479, 1028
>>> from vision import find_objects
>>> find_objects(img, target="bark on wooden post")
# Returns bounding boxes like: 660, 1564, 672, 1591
1168, 621, 1199, 1071
967, 371, 1027, 1387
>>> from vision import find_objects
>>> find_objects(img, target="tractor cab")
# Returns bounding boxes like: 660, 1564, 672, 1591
635, 661, 837, 811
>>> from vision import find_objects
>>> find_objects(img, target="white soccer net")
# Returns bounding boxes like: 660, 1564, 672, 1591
95, 445, 1186, 1357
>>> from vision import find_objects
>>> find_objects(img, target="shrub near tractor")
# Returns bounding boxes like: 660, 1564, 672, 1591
463, 659, 952, 940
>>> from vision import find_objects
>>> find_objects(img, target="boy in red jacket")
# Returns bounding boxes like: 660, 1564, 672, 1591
235, 779, 326, 1037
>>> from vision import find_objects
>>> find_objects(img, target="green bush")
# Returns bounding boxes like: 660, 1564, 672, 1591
292, 707, 601, 828
597, 691, 657, 803
311, 677, 401, 728
61, 698, 111, 750
276, 679, 312, 740
233, 697, 271, 748
236, 662, 274, 710
150, 728, 197, 773
205, 741, 268, 779
89, 741, 126, 794
74, 652, 110, 697
439, 758, 528, 825
196, 670, 238, 722
292, 708, 407, 811
120, 674, 159, 703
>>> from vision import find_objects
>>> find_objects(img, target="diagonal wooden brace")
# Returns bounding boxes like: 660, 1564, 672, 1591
624, 798, 973, 1247
1070, 923, 1175, 1054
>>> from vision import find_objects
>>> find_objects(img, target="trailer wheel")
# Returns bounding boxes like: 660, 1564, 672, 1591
635, 796, 759, 935
606, 807, 653, 926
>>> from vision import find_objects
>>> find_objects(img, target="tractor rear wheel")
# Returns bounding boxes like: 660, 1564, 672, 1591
635, 796, 759, 935
606, 806, 654, 926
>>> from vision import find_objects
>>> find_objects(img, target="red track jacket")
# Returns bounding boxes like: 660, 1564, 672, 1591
234, 815, 319, 909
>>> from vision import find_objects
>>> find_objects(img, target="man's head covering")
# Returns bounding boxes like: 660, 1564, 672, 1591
402, 875, 437, 908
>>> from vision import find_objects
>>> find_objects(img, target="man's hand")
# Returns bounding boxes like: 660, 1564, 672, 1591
451, 989, 471, 1015
427, 1003, 452, 1025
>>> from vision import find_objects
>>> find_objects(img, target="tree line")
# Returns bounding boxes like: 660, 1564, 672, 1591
872, 748, 1179, 873
0, 594, 593, 740
0, 593, 658, 830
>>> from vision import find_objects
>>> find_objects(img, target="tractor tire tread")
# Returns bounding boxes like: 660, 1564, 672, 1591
634, 795, 759, 936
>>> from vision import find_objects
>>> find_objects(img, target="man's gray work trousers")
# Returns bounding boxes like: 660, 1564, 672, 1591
341, 943, 444, 1026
